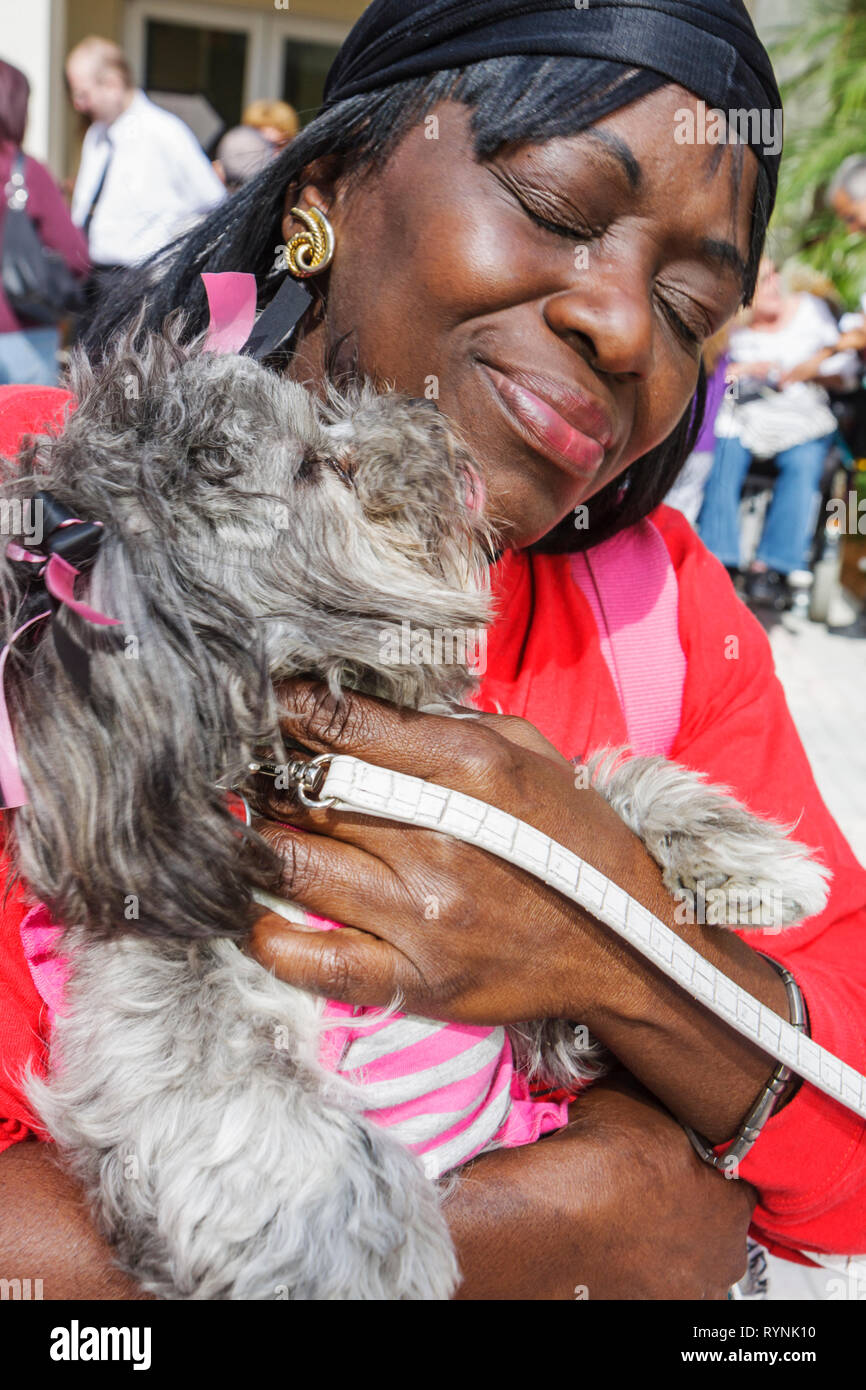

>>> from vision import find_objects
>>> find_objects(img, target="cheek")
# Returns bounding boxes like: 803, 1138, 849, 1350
341, 182, 533, 342
628, 351, 700, 463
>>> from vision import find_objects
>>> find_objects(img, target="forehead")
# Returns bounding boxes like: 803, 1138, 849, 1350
66, 58, 97, 85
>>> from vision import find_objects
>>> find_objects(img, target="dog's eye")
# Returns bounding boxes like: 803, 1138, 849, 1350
297, 449, 355, 487
326, 455, 356, 486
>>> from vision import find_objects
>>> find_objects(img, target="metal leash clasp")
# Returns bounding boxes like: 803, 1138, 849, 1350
247, 751, 336, 808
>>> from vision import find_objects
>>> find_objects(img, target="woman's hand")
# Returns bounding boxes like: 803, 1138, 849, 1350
448, 1071, 757, 1300
249, 679, 649, 1026
249, 680, 791, 1142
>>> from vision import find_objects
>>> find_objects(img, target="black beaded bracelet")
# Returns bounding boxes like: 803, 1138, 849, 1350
684, 957, 808, 1174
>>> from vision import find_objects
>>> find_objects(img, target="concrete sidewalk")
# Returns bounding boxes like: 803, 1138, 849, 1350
762, 611, 866, 867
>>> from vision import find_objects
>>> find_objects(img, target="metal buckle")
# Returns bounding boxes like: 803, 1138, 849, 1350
247, 751, 336, 808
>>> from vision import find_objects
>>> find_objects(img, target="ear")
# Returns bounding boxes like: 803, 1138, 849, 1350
280, 158, 346, 244
8, 542, 280, 944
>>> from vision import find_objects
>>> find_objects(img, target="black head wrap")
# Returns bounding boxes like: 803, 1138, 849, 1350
324, 0, 782, 200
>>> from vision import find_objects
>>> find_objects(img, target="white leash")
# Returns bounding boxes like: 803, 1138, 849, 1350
284, 752, 866, 1123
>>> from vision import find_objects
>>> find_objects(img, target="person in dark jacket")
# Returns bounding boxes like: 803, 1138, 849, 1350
0, 58, 89, 385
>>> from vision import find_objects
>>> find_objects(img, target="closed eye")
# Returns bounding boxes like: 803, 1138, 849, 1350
489, 166, 599, 242
520, 201, 595, 242
326, 455, 356, 487
655, 286, 713, 350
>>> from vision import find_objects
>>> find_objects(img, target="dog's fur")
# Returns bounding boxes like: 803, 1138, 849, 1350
0, 323, 829, 1299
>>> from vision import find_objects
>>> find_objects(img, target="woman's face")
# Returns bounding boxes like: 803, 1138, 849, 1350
287, 83, 758, 547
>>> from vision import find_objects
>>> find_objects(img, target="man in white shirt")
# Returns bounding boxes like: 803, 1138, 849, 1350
66, 36, 225, 272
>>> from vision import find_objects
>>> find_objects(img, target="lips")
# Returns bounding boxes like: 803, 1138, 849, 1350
480, 362, 614, 478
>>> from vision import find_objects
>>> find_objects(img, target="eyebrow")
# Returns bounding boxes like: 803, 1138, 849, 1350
699, 237, 748, 283
582, 130, 641, 191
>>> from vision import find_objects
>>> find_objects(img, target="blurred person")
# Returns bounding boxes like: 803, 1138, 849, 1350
242, 98, 299, 151
788, 156, 866, 376
212, 125, 274, 195
829, 154, 866, 237
698, 258, 859, 606
66, 37, 225, 289
664, 327, 730, 525
0, 58, 89, 385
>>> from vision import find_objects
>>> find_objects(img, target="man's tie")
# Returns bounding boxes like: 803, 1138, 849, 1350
82, 136, 113, 237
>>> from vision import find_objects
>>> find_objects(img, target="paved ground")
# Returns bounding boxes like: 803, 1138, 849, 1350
759, 609, 866, 867
740, 608, 865, 1300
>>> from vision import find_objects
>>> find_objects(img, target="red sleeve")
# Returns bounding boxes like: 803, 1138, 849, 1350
23, 156, 90, 277
0, 387, 76, 1153
0, 385, 76, 458
0, 843, 48, 1154
655, 503, 866, 1260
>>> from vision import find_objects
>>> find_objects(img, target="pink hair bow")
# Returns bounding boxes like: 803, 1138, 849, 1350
0, 503, 120, 810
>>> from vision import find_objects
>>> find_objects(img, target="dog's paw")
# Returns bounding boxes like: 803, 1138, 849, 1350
588, 751, 831, 931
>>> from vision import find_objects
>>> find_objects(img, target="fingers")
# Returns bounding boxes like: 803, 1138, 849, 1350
250, 910, 413, 1008
271, 679, 559, 803
272, 680, 557, 793
254, 817, 401, 931
273, 678, 478, 781
473, 710, 574, 769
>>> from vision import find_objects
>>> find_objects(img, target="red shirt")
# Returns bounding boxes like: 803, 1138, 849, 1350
1, 385, 865, 1265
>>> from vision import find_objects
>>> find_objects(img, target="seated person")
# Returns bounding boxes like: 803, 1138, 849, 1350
698, 259, 859, 606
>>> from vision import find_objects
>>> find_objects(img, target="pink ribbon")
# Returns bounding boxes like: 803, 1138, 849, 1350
43, 552, 121, 627
201, 272, 258, 355
0, 539, 120, 809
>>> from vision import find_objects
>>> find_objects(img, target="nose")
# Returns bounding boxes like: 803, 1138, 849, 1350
542, 264, 655, 381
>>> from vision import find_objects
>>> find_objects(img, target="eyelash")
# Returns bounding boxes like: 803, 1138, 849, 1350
519, 197, 595, 243
658, 296, 703, 349
515, 186, 708, 351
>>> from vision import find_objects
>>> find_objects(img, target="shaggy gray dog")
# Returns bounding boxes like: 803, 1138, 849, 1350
0, 323, 829, 1300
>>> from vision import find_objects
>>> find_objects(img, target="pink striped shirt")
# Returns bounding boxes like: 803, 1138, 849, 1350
320, 990, 567, 1179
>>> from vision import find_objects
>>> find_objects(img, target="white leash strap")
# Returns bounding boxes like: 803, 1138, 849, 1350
304, 753, 866, 1123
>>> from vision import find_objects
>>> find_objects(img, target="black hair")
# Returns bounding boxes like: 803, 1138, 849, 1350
83, 56, 773, 552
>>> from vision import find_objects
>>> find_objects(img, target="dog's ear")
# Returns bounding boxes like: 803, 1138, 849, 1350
3, 512, 279, 944
296, 385, 494, 709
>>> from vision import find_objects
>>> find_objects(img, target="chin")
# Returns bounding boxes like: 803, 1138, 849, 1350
491, 482, 591, 551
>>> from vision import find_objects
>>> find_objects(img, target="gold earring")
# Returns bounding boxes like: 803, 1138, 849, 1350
283, 206, 335, 278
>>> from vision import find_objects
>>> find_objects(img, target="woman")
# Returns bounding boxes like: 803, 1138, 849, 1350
0, 58, 89, 385
699, 258, 858, 606
1, 0, 864, 1300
